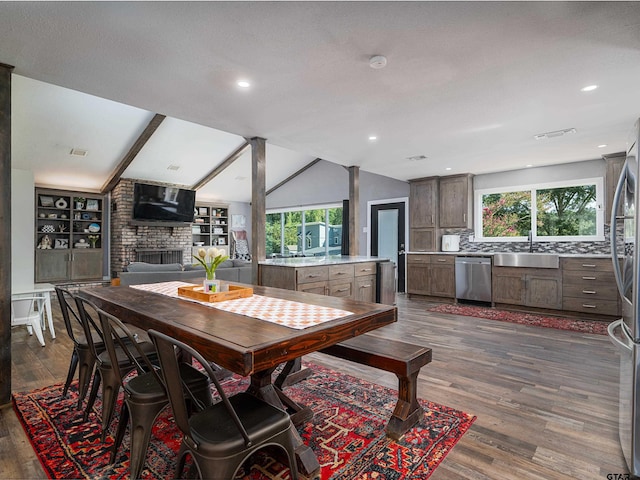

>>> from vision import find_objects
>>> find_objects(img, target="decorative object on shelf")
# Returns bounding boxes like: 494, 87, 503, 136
54, 238, 69, 249
54, 198, 67, 209
60, 214, 67, 219
81, 213, 91, 220
47, 213, 57, 219
37, 235, 52, 249
74, 197, 85, 210
74, 239, 89, 248
41, 225, 55, 233
193, 247, 229, 293
39, 196, 54, 207
88, 223, 100, 233
194, 241, 205, 246
198, 207, 208, 216
85, 199, 99, 211
87, 235, 99, 248
39, 213, 46, 218
58, 224, 67, 233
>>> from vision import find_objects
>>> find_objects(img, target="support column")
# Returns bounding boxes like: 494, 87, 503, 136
250, 137, 266, 284
0, 62, 15, 406
348, 166, 360, 256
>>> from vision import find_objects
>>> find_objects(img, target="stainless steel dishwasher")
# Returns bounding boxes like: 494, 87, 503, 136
455, 256, 492, 302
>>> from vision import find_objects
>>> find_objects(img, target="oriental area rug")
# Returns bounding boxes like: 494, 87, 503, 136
12, 362, 475, 480
428, 303, 609, 335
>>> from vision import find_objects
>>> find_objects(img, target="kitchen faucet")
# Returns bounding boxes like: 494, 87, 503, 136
528, 230, 534, 253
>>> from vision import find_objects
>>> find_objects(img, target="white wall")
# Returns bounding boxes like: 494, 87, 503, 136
11, 168, 34, 289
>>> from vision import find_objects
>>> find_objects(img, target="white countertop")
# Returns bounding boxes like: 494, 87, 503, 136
259, 255, 389, 267
407, 251, 612, 258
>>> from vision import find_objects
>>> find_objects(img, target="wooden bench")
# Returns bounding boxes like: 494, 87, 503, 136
319, 334, 432, 440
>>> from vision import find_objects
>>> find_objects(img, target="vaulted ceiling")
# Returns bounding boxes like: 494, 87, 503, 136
4, 2, 640, 203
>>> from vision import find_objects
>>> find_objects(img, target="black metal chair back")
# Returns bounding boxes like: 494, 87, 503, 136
148, 329, 299, 479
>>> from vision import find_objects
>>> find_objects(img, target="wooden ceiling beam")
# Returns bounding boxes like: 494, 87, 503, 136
100, 113, 166, 194
192, 140, 250, 191
266, 158, 321, 196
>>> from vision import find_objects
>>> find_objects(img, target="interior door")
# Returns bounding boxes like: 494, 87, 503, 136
370, 202, 406, 293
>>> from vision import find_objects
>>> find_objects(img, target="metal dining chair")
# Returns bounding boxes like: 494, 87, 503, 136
74, 296, 158, 441
55, 286, 104, 406
148, 329, 299, 480
98, 308, 212, 479
11, 295, 46, 347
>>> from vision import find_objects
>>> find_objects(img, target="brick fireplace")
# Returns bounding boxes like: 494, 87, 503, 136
110, 179, 193, 277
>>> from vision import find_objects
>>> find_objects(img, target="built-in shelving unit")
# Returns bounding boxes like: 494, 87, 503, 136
192, 203, 229, 252
35, 188, 105, 282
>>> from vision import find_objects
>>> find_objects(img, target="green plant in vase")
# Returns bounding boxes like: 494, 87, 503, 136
87, 235, 99, 248
193, 247, 229, 292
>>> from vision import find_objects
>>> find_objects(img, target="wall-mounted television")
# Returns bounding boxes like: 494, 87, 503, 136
133, 183, 196, 223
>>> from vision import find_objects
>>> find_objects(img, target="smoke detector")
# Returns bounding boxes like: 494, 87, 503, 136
369, 55, 387, 69
533, 128, 577, 140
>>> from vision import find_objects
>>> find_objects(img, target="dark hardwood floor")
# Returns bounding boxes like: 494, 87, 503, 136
1, 293, 629, 479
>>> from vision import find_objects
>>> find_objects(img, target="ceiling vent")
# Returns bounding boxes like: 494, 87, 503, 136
69, 148, 88, 157
406, 155, 428, 161
166, 164, 181, 171
533, 128, 577, 140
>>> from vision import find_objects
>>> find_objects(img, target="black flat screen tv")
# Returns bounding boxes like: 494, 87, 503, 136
133, 183, 196, 223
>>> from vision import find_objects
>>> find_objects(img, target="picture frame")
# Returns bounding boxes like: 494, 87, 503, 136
85, 199, 99, 211
54, 238, 69, 249
232, 214, 246, 228
40, 196, 54, 207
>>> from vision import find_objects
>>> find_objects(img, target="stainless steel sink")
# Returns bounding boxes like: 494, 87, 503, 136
492, 253, 559, 268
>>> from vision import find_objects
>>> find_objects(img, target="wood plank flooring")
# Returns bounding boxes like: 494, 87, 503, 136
1, 293, 629, 479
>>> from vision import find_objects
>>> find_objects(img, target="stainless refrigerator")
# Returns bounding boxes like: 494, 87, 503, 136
611, 118, 640, 477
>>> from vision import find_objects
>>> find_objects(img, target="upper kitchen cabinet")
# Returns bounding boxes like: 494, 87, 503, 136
604, 152, 625, 225
439, 174, 474, 229
409, 177, 438, 228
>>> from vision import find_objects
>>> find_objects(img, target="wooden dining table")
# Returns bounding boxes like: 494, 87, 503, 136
78, 281, 397, 478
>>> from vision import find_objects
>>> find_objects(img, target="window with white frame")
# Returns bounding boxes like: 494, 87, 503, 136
474, 178, 604, 242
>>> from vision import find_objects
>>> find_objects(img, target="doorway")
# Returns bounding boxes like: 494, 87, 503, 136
369, 200, 406, 293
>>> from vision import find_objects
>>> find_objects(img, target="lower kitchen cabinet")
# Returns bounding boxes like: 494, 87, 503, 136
407, 254, 455, 299
492, 266, 562, 309
561, 257, 620, 316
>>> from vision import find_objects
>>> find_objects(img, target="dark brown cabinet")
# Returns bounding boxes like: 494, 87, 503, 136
439, 174, 473, 229
407, 254, 455, 299
562, 257, 620, 316
409, 177, 439, 252
35, 188, 104, 283
492, 266, 562, 309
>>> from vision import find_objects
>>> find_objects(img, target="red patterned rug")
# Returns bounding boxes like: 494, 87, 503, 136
428, 303, 609, 335
12, 362, 475, 479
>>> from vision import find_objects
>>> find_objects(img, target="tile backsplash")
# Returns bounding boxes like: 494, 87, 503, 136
441, 223, 621, 255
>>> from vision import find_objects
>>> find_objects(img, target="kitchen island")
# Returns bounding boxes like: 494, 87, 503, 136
259, 256, 394, 304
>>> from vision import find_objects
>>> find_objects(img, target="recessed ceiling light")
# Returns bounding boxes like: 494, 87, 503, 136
445, 167, 452, 171
526, 164, 533, 168
581, 85, 598, 92
369, 55, 387, 69
237, 80, 250, 88
368, 135, 377, 141
597, 144, 608, 148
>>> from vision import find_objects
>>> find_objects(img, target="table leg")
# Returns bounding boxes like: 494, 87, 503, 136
248, 368, 320, 478
43, 292, 55, 339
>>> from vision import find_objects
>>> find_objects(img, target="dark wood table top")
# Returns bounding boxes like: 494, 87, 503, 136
78, 283, 397, 376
